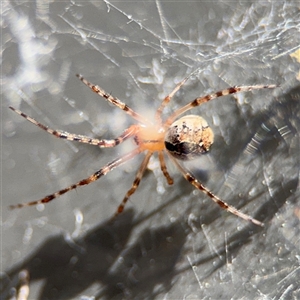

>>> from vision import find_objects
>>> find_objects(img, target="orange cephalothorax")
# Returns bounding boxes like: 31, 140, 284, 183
134, 124, 166, 152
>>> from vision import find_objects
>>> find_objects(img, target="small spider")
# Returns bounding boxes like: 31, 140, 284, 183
9, 73, 277, 226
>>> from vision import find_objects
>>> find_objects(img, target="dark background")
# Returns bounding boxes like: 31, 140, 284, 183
2, 1, 300, 299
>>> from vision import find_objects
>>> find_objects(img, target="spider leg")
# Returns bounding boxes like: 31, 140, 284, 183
113, 151, 153, 218
155, 75, 190, 122
9, 148, 142, 209
168, 153, 264, 227
158, 151, 173, 185
9, 106, 138, 147
155, 68, 204, 120
166, 84, 277, 126
76, 74, 151, 126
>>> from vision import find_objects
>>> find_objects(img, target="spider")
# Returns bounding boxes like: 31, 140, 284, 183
9, 73, 277, 226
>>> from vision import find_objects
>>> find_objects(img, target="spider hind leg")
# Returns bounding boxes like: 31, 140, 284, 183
168, 153, 264, 227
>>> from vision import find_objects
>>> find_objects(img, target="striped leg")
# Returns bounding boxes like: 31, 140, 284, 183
113, 151, 153, 218
168, 153, 264, 227
9, 106, 138, 147
155, 75, 190, 122
76, 74, 151, 126
9, 148, 142, 209
155, 68, 204, 121
166, 84, 277, 126
158, 151, 173, 185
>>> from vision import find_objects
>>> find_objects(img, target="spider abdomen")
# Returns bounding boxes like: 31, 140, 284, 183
164, 115, 214, 160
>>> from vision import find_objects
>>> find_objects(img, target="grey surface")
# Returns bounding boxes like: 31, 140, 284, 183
1, 1, 300, 299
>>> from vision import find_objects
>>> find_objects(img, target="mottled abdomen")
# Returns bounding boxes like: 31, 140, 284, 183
164, 115, 214, 160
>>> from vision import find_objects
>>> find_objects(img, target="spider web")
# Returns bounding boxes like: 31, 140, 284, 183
2, 1, 300, 299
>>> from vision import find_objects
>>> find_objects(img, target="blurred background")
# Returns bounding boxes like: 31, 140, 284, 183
2, 1, 300, 299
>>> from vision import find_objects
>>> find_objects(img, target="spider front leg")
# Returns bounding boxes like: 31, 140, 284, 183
155, 68, 203, 121
168, 154, 264, 227
155, 75, 190, 121
166, 84, 277, 126
9, 148, 142, 209
76, 74, 151, 126
9, 106, 138, 147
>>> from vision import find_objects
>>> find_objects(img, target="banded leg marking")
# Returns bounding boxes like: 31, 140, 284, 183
114, 151, 153, 218
158, 151, 173, 185
76, 74, 151, 126
10, 148, 142, 209
168, 153, 264, 226
9, 107, 137, 147
166, 84, 277, 126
